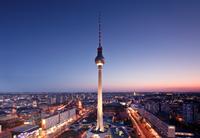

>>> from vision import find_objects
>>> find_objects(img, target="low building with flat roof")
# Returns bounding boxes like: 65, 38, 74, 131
110, 127, 130, 138
0, 115, 23, 130
11, 124, 40, 138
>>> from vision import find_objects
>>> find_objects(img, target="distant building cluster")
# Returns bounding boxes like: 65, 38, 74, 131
0, 92, 199, 138
132, 92, 200, 137
0, 93, 88, 138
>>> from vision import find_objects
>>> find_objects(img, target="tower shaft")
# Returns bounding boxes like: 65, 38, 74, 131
96, 65, 104, 132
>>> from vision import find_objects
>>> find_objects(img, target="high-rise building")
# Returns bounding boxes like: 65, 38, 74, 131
32, 100, 37, 108
183, 102, 193, 123
95, 14, 105, 132
182, 101, 200, 124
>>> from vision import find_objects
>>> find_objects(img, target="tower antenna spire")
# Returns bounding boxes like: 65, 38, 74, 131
98, 12, 102, 48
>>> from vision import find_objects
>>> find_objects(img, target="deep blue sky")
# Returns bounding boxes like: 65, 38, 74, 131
0, 0, 200, 92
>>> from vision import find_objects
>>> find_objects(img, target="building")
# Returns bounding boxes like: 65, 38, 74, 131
42, 108, 76, 129
110, 127, 131, 138
137, 107, 175, 138
183, 103, 194, 124
11, 124, 40, 138
0, 115, 23, 130
77, 100, 82, 109
182, 101, 200, 124
49, 96, 56, 105
32, 100, 37, 108
144, 99, 160, 115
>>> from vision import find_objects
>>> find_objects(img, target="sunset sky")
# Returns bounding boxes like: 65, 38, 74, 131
0, 0, 200, 92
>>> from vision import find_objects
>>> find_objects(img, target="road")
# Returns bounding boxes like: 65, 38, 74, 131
127, 109, 146, 138
127, 108, 160, 138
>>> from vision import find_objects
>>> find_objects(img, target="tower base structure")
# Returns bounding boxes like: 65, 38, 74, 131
86, 126, 109, 138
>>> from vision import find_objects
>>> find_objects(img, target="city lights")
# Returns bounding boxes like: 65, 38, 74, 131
0, 0, 199, 138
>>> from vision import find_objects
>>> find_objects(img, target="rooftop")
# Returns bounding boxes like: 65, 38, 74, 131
12, 124, 39, 133
0, 115, 18, 121
110, 127, 130, 138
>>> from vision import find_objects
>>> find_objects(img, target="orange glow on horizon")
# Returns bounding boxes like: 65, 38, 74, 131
104, 82, 200, 92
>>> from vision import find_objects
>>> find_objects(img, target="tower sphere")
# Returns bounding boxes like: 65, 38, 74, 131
95, 46, 105, 65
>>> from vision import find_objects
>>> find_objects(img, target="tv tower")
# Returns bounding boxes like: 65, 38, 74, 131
95, 14, 105, 132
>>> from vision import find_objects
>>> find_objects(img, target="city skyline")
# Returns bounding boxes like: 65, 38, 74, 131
0, 0, 200, 92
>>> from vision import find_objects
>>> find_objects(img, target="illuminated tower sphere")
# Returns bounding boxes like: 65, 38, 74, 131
95, 14, 105, 132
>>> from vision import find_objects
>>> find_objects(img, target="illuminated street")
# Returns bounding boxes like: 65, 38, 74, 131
128, 108, 160, 138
